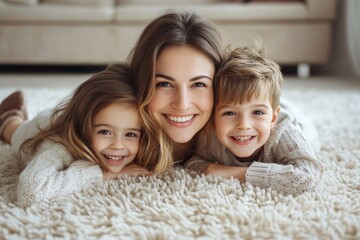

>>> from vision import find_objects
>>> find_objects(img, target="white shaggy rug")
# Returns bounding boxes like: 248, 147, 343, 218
0, 80, 360, 239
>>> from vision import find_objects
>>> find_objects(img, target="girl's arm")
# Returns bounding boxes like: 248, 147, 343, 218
17, 141, 103, 207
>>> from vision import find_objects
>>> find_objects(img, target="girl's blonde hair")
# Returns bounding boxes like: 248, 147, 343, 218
20, 63, 138, 172
128, 10, 225, 173
215, 43, 283, 112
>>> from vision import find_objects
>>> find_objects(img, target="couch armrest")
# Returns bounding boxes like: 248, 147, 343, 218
306, 0, 337, 19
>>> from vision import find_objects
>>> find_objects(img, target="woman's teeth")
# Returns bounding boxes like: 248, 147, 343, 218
167, 115, 194, 123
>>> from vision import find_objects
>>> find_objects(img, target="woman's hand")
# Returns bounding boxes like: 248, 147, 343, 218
204, 163, 247, 182
120, 163, 152, 176
103, 164, 152, 180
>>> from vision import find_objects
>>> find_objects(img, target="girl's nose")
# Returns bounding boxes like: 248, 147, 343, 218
110, 137, 125, 149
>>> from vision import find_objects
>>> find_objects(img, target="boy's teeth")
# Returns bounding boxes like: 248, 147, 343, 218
167, 115, 194, 123
234, 136, 252, 141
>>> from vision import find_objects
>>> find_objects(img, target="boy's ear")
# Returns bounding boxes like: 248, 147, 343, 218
271, 106, 280, 128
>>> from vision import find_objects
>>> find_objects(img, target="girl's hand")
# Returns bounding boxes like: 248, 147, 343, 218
102, 164, 152, 180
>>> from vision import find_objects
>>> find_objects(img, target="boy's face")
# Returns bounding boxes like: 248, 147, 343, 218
214, 93, 279, 159
91, 103, 142, 174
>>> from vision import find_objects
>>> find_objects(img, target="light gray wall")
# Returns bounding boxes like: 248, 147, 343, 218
321, 0, 356, 77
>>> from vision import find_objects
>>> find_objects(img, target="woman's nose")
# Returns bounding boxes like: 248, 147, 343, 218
171, 87, 191, 111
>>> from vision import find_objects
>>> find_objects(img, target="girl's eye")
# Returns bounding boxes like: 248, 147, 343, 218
98, 129, 111, 135
253, 110, 265, 115
125, 132, 139, 138
222, 111, 236, 116
156, 82, 172, 88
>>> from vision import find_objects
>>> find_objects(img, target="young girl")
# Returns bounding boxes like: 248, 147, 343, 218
0, 63, 151, 207
185, 45, 324, 194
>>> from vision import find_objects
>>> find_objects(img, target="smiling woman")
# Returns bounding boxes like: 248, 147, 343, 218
128, 11, 225, 172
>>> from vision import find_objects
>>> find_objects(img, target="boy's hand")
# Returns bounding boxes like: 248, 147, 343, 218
103, 164, 152, 179
204, 163, 247, 182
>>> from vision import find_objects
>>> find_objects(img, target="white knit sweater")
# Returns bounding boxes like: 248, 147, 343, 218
11, 110, 103, 207
185, 100, 324, 195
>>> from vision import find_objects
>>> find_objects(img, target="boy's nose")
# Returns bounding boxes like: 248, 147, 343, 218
236, 116, 252, 130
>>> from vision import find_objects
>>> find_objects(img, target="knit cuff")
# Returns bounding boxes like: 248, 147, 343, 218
245, 161, 269, 187
72, 161, 103, 185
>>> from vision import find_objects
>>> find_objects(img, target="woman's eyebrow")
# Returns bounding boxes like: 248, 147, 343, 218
155, 73, 212, 81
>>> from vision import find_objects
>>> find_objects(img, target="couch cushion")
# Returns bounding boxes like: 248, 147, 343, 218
0, 3, 113, 22
114, 3, 306, 23
117, 0, 220, 4
42, 0, 114, 7
4, 0, 38, 6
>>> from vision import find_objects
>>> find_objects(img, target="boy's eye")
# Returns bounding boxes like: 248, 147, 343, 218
222, 111, 236, 116
253, 110, 265, 115
156, 82, 171, 88
98, 129, 111, 135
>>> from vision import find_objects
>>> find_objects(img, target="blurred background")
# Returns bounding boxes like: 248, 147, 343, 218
0, 0, 359, 84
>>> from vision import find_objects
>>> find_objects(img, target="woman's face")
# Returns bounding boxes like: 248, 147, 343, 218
148, 45, 215, 143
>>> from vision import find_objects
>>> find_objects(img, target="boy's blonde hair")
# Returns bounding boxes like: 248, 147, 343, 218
214, 43, 283, 111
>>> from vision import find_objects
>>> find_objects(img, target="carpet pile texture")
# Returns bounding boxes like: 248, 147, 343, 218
0, 85, 359, 239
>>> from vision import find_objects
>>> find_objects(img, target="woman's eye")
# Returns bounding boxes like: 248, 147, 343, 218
156, 82, 171, 88
98, 129, 111, 135
192, 82, 206, 88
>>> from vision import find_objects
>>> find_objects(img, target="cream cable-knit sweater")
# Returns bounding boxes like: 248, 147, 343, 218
185, 100, 324, 195
11, 110, 103, 207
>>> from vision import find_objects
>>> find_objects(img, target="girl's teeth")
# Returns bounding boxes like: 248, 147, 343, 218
234, 136, 252, 142
167, 115, 194, 123
105, 155, 124, 161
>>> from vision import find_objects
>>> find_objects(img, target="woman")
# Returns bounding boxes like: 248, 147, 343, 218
128, 11, 225, 172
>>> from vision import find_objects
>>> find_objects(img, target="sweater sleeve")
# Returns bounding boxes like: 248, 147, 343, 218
16, 141, 103, 207
245, 126, 324, 195
184, 154, 211, 173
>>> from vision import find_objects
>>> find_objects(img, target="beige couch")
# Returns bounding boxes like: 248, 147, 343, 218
0, 0, 337, 77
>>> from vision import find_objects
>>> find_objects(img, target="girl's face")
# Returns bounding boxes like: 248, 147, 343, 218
214, 93, 279, 159
91, 103, 141, 174
148, 45, 215, 143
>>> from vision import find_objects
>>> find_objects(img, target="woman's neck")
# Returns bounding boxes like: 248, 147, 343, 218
173, 138, 196, 164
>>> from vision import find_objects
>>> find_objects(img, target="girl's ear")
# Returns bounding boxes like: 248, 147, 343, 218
271, 106, 280, 128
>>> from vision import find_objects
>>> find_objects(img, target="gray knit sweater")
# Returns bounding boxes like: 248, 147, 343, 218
185, 100, 324, 195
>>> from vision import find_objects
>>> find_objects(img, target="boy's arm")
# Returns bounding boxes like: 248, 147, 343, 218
246, 127, 324, 195
17, 141, 103, 207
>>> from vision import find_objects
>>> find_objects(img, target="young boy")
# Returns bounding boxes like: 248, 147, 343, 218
185, 45, 324, 195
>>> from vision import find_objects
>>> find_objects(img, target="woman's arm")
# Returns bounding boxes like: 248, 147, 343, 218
204, 163, 247, 182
